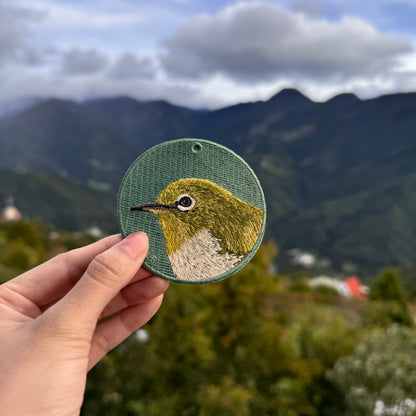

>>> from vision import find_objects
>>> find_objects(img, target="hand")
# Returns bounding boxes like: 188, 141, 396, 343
0, 232, 168, 416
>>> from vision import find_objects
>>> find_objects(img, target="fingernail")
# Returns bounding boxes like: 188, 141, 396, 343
119, 232, 148, 258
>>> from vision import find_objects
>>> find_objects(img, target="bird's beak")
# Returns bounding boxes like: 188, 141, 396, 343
130, 202, 175, 212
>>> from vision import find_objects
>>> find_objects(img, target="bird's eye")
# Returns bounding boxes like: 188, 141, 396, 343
175, 194, 196, 212
179, 196, 192, 207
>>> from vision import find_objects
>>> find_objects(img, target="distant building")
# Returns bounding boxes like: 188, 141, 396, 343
344, 276, 368, 298
288, 249, 317, 267
308, 275, 368, 298
85, 226, 105, 239
135, 329, 150, 343
308, 276, 348, 295
0, 196, 22, 223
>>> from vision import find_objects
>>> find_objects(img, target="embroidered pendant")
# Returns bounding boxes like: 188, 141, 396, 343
117, 139, 266, 284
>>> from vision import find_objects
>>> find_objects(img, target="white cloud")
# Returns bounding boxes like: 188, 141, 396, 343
0, 1, 43, 63
109, 54, 156, 80
15, 0, 144, 30
61, 48, 108, 75
0, 64, 201, 110
2, 0, 416, 110
291, 0, 323, 17
161, 2, 412, 82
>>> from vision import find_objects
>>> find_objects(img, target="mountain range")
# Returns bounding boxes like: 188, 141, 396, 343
1, 88, 416, 275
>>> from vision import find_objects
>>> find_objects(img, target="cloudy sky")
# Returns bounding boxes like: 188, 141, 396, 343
2, 0, 416, 109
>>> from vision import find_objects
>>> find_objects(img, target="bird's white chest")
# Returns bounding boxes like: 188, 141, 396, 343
168, 229, 242, 281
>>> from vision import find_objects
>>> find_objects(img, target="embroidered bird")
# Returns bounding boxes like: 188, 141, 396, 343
130, 178, 264, 281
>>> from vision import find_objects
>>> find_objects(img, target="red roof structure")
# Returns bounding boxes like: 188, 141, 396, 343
345, 276, 367, 298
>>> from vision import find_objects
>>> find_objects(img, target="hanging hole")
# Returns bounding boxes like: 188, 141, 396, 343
147, 254, 158, 266
192, 142, 202, 153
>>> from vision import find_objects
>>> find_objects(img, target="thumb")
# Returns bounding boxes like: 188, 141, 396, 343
56, 232, 149, 331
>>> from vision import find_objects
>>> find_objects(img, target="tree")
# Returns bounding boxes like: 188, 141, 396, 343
83, 241, 366, 415
0, 220, 95, 284
83, 242, 322, 415
328, 325, 416, 416
367, 269, 413, 327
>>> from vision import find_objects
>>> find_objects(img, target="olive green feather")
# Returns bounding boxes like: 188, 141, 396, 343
152, 178, 264, 257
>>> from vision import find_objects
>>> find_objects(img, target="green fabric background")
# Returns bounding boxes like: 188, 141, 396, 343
117, 138, 266, 284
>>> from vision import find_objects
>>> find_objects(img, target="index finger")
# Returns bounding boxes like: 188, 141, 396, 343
4, 234, 122, 307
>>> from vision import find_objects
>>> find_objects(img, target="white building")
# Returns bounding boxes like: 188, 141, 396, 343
0, 196, 22, 222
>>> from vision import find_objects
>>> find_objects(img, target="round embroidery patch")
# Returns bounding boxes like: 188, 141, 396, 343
117, 138, 266, 284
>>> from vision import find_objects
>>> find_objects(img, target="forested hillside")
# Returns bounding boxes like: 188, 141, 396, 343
1, 220, 415, 415
1, 89, 416, 273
